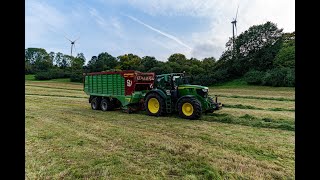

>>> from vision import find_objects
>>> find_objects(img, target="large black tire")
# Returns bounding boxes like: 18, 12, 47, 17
178, 97, 202, 120
91, 97, 101, 110
145, 93, 166, 117
100, 98, 114, 111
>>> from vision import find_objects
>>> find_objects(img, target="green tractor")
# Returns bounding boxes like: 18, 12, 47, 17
145, 73, 222, 119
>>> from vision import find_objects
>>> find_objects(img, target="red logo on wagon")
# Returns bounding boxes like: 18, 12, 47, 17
136, 75, 154, 81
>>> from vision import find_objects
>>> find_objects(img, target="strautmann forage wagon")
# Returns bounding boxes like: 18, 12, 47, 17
83, 70, 222, 119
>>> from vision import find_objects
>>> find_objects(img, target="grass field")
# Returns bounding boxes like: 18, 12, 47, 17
25, 78, 295, 179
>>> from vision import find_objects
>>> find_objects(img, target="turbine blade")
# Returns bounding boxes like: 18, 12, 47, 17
74, 37, 80, 42
64, 35, 72, 42
235, 4, 239, 20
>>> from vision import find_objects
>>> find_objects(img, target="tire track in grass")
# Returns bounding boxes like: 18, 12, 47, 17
26, 93, 88, 99
25, 84, 83, 91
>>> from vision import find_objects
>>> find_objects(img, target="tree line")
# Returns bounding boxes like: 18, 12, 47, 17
25, 21, 295, 87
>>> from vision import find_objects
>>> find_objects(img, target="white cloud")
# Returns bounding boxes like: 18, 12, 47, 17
125, 15, 192, 50
126, 0, 295, 59
25, 0, 68, 38
89, 7, 124, 38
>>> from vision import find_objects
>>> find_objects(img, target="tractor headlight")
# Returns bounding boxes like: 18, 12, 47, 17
202, 88, 208, 92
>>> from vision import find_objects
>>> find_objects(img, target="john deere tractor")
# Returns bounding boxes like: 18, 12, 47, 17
144, 73, 222, 119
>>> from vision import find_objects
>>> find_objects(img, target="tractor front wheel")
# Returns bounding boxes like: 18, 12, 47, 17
178, 97, 202, 120
145, 93, 166, 117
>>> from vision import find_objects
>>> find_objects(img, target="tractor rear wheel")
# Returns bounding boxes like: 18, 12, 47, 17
100, 98, 114, 111
145, 93, 166, 117
91, 97, 101, 110
178, 97, 202, 120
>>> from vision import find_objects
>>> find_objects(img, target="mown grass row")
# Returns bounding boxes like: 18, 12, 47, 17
132, 111, 294, 131
216, 94, 295, 102
223, 104, 295, 112
202, 113, 294, 131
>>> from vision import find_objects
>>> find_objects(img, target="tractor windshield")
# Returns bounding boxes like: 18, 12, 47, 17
173, 75, 188, 86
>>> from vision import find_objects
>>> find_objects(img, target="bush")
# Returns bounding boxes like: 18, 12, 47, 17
262, 67, 295, 87
34, 71, 53, 80
34, 69, 71, 80
244, 70, 265, 85
70, 72, 84, 82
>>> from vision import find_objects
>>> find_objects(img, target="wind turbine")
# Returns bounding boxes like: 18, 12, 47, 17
231, 4, 239, 47
65, 36, 80, 57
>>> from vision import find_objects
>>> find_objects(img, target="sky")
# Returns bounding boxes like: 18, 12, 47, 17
25, 0, 295, 64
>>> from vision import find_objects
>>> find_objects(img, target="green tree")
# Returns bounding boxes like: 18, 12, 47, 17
87, 56, 98, 72
60, 55, 72, 69
274, 32, 295, 68
149, 62, 173, 75
54, 52, 64, 67
49, 52, 55, 64
141, 56, 159, 71
201, 57, 216, 72
167, 62, 183, 73
25, 48, 52, 72
97, 52, 118, 70
25, 58, 33, 74
25, 48, 48, 64
118, 54, 141, 70
218, 21, 283, 78
71, 53, 85, 70
168, 53, 187, 65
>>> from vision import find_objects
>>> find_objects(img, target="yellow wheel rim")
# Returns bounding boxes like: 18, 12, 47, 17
148, 98, 160, 114
182, 102, 194, 116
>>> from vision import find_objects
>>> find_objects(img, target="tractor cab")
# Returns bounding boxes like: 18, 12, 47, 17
155, 73, 188, 91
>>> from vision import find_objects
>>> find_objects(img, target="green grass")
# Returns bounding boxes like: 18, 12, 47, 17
25, 74, 36, 81
25, 81, 295, 179
212, 78, 249, 87
47, 78, 72, 82
25, 74, 76, 83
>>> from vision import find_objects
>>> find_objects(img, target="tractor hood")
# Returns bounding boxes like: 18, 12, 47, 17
177, 84, 209, 90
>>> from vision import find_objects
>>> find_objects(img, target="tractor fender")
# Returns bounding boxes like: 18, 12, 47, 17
175, 95, 196, 111
145, 89, 167, 100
